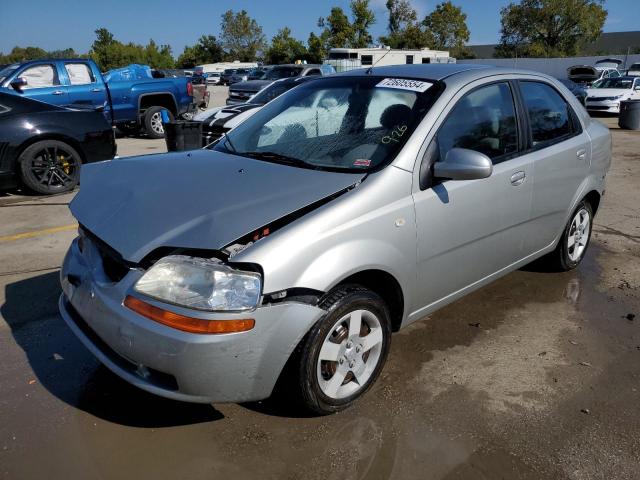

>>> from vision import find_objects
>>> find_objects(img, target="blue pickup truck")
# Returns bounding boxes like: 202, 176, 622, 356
0, 59, 195, 138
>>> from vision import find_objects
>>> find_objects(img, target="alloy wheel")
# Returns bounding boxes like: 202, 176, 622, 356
567, 207, 590, 262
28, 145, 78, 190
150, 112, 165, 135
316, 309, 384, 399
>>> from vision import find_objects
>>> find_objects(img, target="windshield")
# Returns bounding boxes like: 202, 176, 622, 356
594, 78, 633, 89
0, 64, 19, 83
213, 76, 442, 172
265, 67, 303, 80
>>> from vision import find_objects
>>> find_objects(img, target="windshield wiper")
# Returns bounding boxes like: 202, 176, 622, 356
242, 151, 315, 168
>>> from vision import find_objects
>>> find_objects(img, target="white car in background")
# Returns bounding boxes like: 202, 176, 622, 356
627, 63, 640, 77
585, 76, 640, 114
206, 72, 221, 85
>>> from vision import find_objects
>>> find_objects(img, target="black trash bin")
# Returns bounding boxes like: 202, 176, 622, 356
163, 121, 203, 151
619, 100, 640, 130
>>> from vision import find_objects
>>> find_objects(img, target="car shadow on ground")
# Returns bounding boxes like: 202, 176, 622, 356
1, 271, 223, 428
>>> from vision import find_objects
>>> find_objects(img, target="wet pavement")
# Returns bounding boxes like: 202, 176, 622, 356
0, 117, 639, 479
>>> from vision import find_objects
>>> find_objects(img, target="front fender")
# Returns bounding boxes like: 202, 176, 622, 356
233, 167, 417, 322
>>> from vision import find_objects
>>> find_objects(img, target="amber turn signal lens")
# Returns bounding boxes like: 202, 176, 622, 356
124, 296, 255, 334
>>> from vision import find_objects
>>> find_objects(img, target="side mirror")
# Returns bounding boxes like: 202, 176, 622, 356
433, 148, 493, 181
10, 77, 27, 92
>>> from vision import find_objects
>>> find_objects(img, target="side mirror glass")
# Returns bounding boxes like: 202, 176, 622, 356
10, 77, 27, 92
433, 148, 493, 181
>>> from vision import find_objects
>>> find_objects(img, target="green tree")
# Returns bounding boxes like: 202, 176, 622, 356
220, 9, 266, 61
48, 48, 80, 58
305, 32, 325, 63
144, 40, 175, 69
495, 0, 607, 58
320, 7, 355, 49
176, 35, 224, 68
350, 0, 376, 48
379, 0, 432, 49
90, 27, 116, 69
385, 0, 417, 35
423, 2, 471, 58
264, 27, 307, 64
0, 46, 48, 63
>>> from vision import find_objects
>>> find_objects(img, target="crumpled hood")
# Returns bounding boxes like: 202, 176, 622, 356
71, 150, 364, 263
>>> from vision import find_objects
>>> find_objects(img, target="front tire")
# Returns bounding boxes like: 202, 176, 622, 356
18, 140, 81, 195
143, 106, 174, 139
294, 285, 392, 415
542, 200, 593, 271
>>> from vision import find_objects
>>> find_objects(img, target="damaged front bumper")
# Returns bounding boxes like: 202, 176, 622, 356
59, 237, 324, 403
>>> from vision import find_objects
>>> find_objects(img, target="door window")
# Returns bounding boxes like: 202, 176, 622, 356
19, 64, 59, 89
519, 81, 574, 146
436, 82, 518, 163
65, 63, 95, 85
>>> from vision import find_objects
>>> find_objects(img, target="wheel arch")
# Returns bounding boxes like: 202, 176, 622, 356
138, 93, 178, 116
583, 190, 601, 216
323, 269, 405, 333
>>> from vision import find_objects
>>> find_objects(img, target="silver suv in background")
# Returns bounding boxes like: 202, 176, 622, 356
60, 65, 611, 415
227, 64, 335, 105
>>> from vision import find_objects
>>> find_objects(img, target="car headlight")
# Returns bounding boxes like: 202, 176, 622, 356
134, 255, 261, 311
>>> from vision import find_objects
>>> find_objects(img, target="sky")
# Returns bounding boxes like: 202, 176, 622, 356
0, 0, 639, 56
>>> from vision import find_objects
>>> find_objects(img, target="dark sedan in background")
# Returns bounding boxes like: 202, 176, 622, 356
0, 92, 116, 195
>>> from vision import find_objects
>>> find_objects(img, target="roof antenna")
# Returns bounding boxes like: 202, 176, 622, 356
366, 46, 392, 75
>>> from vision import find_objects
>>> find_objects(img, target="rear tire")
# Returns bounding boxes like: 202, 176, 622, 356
143, 106, 174, 139
18, 140, 81, 195
540, 200, 593, 271
292, 285, 392, 415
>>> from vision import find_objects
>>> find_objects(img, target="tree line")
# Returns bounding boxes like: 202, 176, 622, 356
0, 0, 609, 70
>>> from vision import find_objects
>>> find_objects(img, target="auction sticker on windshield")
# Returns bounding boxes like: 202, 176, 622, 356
376, 78, 433, 93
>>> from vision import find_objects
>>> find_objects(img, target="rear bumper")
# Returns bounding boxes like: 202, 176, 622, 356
59, 237, 324, 403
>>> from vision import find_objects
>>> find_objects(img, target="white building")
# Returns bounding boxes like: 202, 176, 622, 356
195, 61, 258, 74
326, 47, 453, 72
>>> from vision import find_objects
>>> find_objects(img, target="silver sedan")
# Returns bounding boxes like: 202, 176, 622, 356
59, 64, 611, 414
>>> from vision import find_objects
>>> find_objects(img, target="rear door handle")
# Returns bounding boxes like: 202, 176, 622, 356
52, 90, 64, 95
91, 88, 103, 92
577, 149, 587, 160
510, 171, 526, 186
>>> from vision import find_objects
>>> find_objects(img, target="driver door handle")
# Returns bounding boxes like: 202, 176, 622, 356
91, 88, 103, 92
510, 171, 526, 186
52, 90, 65, 95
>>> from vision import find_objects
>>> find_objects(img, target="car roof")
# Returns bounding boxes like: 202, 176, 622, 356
338, 63, 492, 81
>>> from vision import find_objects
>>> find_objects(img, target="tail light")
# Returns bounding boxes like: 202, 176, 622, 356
187, 81, 193, 97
